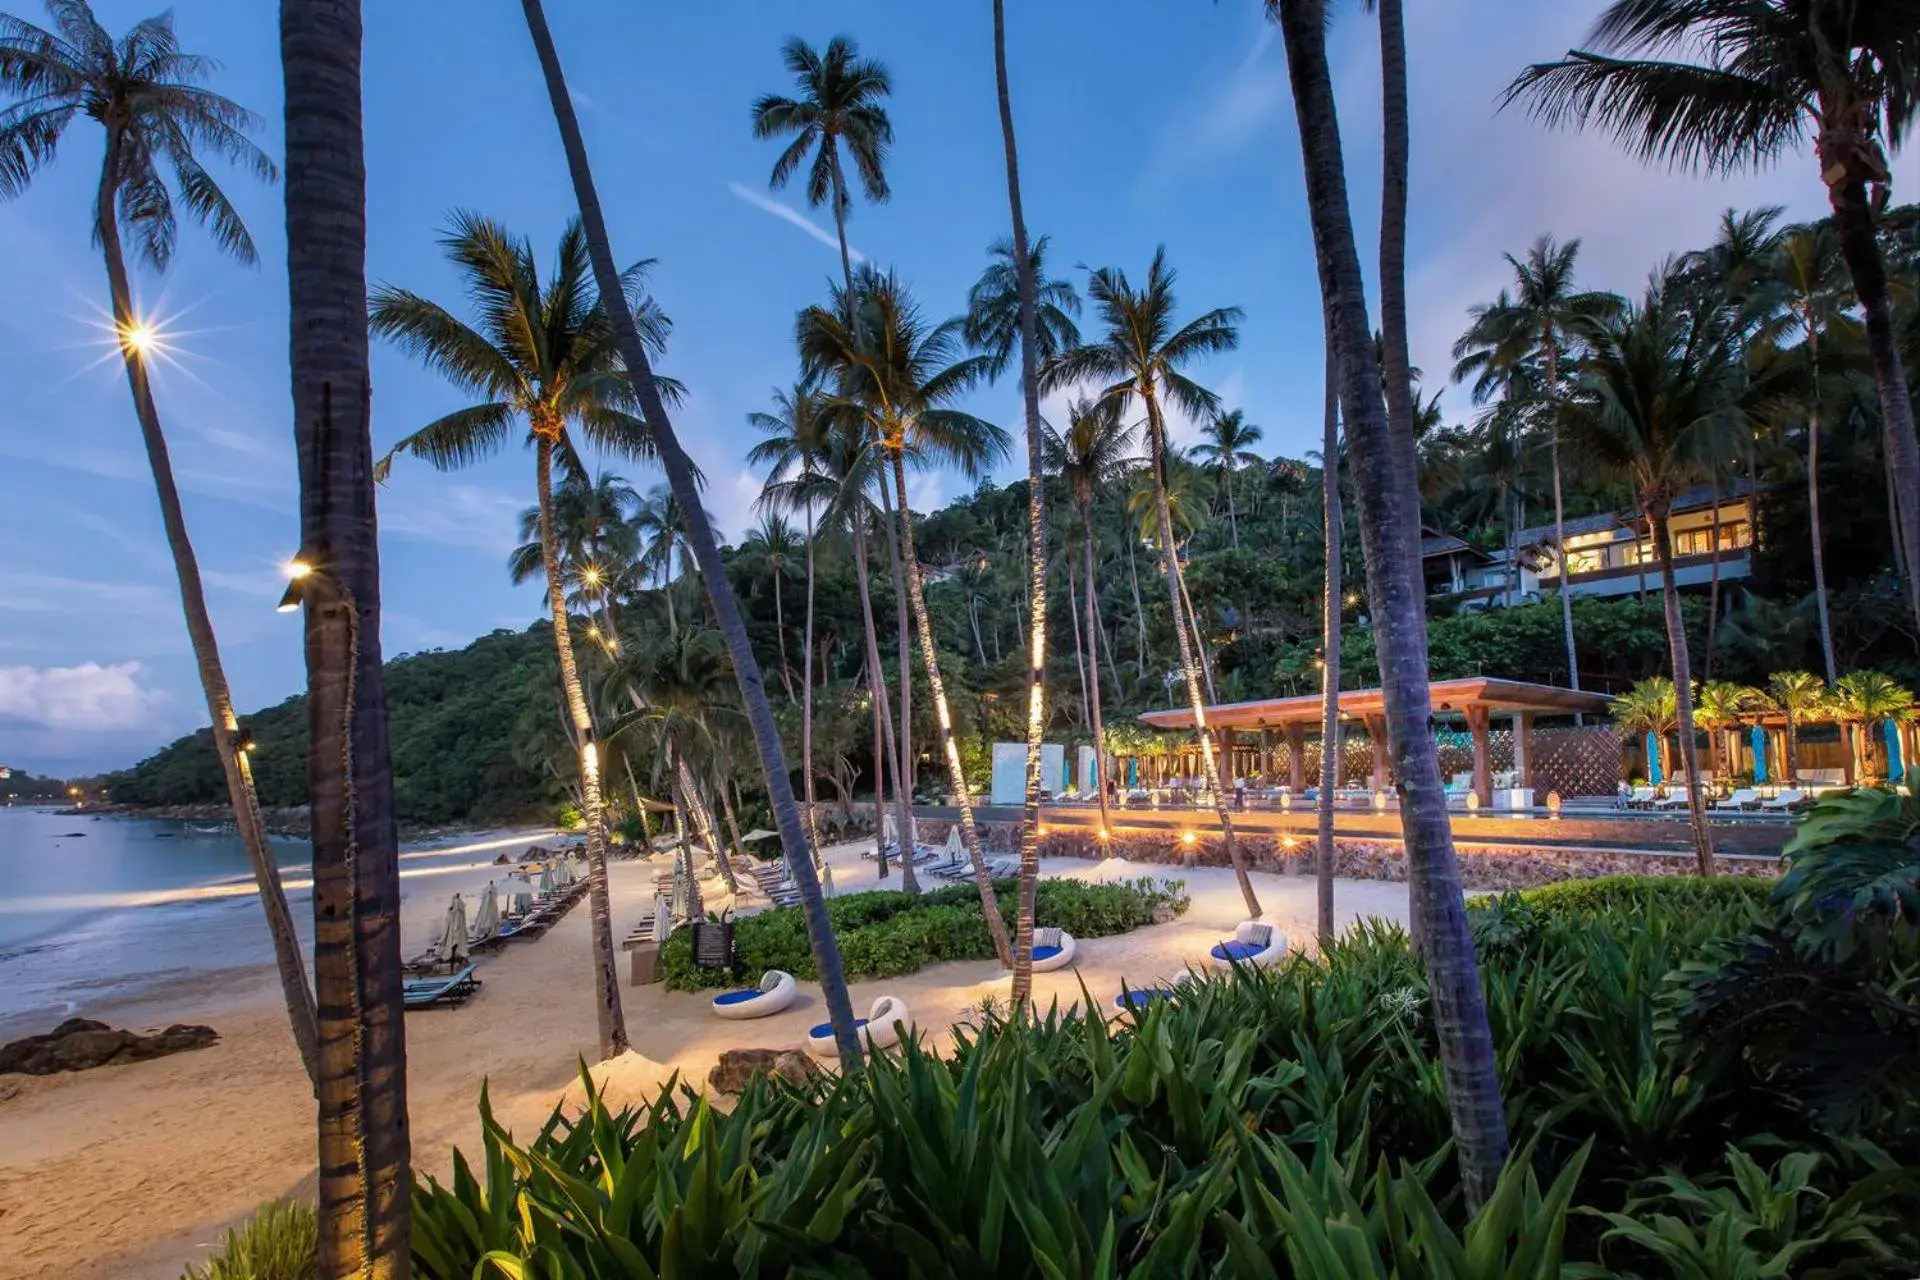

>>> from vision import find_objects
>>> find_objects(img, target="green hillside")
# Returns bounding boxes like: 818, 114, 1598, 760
106, 625, 568, 826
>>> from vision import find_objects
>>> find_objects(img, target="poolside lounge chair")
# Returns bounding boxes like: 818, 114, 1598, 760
1653, 785, 1697, 810
1030, 927, 1077, 973
711, 969, 798, 1020
403, 963, 481, 1011
1208, 920, 1287, 970
1712, 788, 1760, 811
1625, 786, 1658, 808
805, 995, 910, 1058
1761, 789, 1808, 812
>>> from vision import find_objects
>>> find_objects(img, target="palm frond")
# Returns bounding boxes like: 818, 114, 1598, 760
381, 401, 517, 475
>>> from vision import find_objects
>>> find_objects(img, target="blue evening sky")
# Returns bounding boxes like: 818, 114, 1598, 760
0, 1, 1836, 774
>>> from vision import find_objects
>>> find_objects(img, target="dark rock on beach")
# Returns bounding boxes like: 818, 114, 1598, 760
0, 1018, 218, 1076
707, 1047, 820, 1094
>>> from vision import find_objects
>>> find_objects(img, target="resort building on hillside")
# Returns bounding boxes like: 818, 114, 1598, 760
1422, 483, 1753, 609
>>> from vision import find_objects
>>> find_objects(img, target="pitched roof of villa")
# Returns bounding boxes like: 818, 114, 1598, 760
1139, 677, 1612, 731
1510, 510, 1625, 548
1419, 533, 1484, 560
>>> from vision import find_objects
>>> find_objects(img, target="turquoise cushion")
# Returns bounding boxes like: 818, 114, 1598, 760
1032, 945, 1062, 962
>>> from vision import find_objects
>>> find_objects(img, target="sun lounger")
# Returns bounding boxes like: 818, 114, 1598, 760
1030, 927, 1077, 973
805, 995, 910, 1058
711, 969, 798, 1020
1712, 788, 1760, 810
1208, 920, 1287, 969
1760, 788, 1807, 811
403, 964, 481, 1011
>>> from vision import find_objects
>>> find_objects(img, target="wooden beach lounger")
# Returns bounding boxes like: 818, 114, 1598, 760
403, 963, 481, 1011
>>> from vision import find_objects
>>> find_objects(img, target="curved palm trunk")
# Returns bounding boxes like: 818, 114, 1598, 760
1648, 503, 1715, 874
1376, 0, 1421, 517
993, 0, 1050, 1004
675, 755, 738, 893
536, 438, 627, 1056
1827, 174, 1920, 631
1080, 500, 1114, 840
1783, 710, 1800, 786
1125, 532, 1149, 671
1705, 475, 1723, 679
94, 135, 321, 1089
1318, 326, 1341, 950
279, 5, 412, 1267
1176, 557, 1218, 704
1274, 0, 1508, 1208
521, 0, 864, 1064
847, 515, 893, 877
1143, 389, 1261, 919
889, 448, 1013, 965
1225, 470, 1240, 548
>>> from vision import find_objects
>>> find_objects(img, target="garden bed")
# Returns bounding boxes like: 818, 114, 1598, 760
658, 876, 1189, 990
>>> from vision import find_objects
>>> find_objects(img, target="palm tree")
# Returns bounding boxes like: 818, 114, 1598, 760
1043, 395, 1135, 848
1190, 408, 1265, 547
1696, 680, 1761, 784
751, 33, 891, 323
987, 0, 1059, 1003
797, 268, 1014, 964
1765, 224, 1851, 684
508, 469, 640, 633
1612, 676, 1680, 781
521, 0, 865, 1065
630, 483, 696, 637
279, 0, 410, 1267
1830, 671, 1913, 784
1570, 268, 1754, 874
1505, 0, 1920, 633
0, 1, 320, 1086
962, 233, 1081, 378
740, 510, 803, 700
368, 214, 657, 1059
1451, 237, 1621, 695
1767, 669, 1828, 785
1125, 459, 1221, 703
1317, 319, 1341, 950
1271, 0, 1509, 1208
1050, 248, 1263, 919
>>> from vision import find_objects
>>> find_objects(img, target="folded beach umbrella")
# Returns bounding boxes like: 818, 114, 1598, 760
501, 875, 537, 914
536, 866, 554, 896
946, 826, 963, 858
822, 862, 836, 899
470, 883, 499, 942
882, 811, 898, 847
439, 893, 470, 965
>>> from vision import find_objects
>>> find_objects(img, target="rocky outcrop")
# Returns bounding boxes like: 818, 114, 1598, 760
0, 1018, 218, 1076
707, 1047, 820, 1094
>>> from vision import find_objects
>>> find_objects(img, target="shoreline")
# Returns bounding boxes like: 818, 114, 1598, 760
51, 802, 554, 844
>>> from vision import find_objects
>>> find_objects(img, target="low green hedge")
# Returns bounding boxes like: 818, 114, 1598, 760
659, 875, 1188, 990
1501, 873, 1773, 916
1469, 873, 1773, 957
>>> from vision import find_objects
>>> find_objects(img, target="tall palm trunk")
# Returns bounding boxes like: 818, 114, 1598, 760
1544, 344, 1580, 704
535, 437, 627, 1057
1317, 325, 1341, 950
522, 0, 864, 1064
993, 0, 1049, 1003
889, 447, 1012, 965
1143, 389, 1261, 918
877, 472, 917, 864
1125, 532, 1149, 671
1783, 710, 1800, 785
1080, 498, 1113, 838
1176, 556, 1218, 703
848, 514, 893, 877
1068, 555, 1092, 732
94, 133, 320, 1090
1705, 474, 1724, 678
1804, 335, 1838, 684
676, 755, 737, 893
1826, 170, 1920, 632
1375, 0, 1420, 513
1225, 469, 1240, 547
801, 502, 822, 857
280, 2, 411, 1266
1647, 500, 1715, 874
1274, 0, 1508, 1209
771, 568, 794, 701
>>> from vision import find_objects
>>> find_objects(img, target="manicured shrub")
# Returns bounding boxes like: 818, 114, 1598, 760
180, 1200, 316, 1280
658, 876, 1189, 989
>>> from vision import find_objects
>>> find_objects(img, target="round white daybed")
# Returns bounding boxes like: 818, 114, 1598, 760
710, 969, 797, 1020
805, 995, 910, 1058
1030, 926, 1078, 973
1208, 920, 1287, 970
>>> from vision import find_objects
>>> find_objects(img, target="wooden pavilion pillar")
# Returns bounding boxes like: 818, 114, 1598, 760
1466, 704, 1493, 808
1513, 711, 1534, 797
1286, 722, 1306, 792
1365, 713, 1389, 793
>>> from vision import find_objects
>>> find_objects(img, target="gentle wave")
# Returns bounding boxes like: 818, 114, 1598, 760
0, 855, 538, 916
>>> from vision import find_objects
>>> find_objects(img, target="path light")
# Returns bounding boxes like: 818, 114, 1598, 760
1097, 827, 1110, 841
277, 558, 314, 612
1546, 790, 1563, 818
1280, 790, 1293, 811
1466, 792, 1481, 812
1372, 790, 1387, 811
1181, 831, 1197, 847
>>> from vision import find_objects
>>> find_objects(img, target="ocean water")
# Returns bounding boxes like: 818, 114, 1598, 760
0, 806, 544, 1039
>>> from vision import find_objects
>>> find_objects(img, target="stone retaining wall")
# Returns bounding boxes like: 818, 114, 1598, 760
916, 820, 1776, 891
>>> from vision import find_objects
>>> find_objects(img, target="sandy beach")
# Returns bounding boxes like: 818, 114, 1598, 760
0, 834, 1410, 1280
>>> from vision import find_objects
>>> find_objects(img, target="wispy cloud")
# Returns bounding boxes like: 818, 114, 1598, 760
1143, 19, 1287, 191
377, 481, 525, 554
0, 660, 169, 730
727, 182, 865, 262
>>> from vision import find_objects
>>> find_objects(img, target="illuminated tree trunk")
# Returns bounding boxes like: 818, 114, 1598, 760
281, 2, 411, 1268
